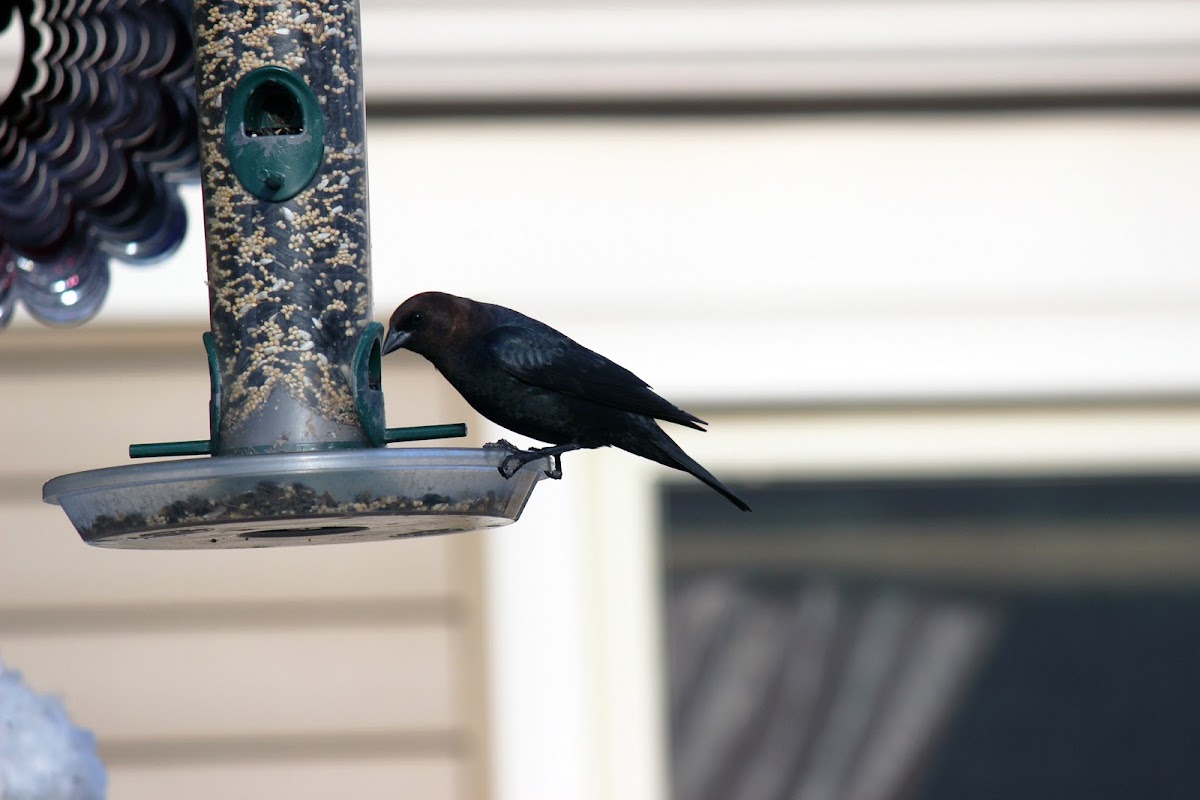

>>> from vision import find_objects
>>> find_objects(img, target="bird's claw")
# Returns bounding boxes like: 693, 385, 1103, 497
497, 453, 523, 479
486, 439, 526, 479
539, 451, 563, 480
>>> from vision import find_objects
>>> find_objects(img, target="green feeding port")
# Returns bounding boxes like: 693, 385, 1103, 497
226, 66, 324, 202
245, 81, 304, 137
354, 323, 387, 446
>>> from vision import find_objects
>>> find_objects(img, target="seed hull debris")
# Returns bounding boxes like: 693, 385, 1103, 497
82, 480, 507, 538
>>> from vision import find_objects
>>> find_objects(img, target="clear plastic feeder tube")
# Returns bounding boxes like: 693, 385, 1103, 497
193, 0, 373, 454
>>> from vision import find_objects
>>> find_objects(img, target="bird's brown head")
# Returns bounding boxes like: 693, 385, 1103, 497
383, 291, 475, 361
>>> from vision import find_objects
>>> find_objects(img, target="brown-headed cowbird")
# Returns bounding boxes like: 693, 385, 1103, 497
383, 292, 751, 511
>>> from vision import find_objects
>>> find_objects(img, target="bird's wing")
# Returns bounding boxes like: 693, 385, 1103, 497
484, 325, 707, 430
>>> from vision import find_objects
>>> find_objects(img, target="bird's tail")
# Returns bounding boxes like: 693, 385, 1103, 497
626, 423, 751, 512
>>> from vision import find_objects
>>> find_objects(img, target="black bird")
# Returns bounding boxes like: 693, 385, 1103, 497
383, 291, 750, 511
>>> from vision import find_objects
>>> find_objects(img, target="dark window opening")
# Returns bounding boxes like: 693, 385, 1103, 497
663, 474, 1200, 800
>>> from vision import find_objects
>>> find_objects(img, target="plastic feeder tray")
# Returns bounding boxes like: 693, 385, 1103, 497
43, 449, 548, 549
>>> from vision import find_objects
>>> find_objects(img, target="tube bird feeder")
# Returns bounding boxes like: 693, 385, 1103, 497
42, 0, 547, 548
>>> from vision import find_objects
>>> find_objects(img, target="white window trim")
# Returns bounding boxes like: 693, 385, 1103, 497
359, 2, 1200, 101
10, 3, 1193, 103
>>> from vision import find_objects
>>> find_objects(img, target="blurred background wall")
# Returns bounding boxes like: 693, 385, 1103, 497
3, 1, 1200, 799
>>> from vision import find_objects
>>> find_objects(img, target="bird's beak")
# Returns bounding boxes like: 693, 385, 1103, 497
382, 329, 411, 355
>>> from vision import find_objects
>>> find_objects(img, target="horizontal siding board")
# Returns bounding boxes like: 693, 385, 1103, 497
0, 504, 455, 606
110, 755, 460, 800
99, 730, 463, 765
0, 370, 213, 478
0, 625, 459, 739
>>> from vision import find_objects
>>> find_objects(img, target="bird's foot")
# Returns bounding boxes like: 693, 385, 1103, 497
496, 450, 553, 479
485, 439, 567, 480
527, 444, 584, 480
485, 439, 541, 479
497, 450, 563, 480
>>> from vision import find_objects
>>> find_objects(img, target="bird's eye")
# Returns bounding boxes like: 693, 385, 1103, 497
409, 311, 425, 328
